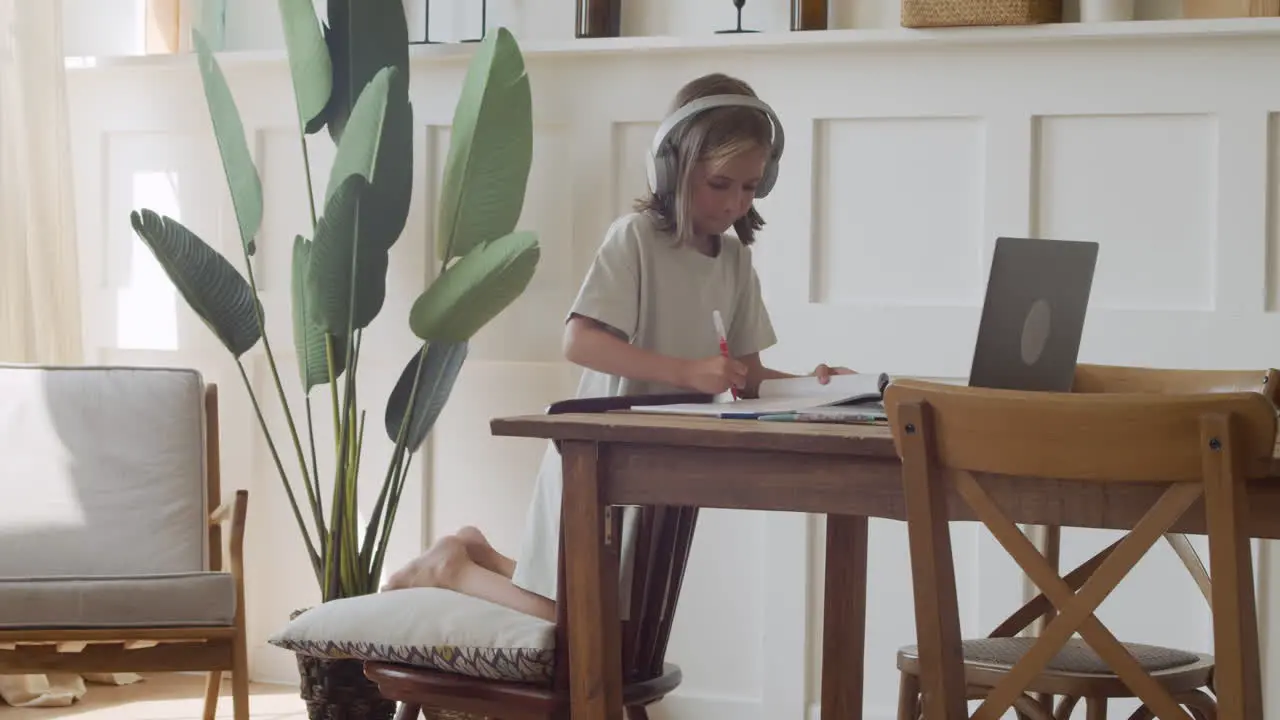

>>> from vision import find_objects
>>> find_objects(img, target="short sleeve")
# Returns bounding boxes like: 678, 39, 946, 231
729, 248, 777, 357
567, 217, 641, 340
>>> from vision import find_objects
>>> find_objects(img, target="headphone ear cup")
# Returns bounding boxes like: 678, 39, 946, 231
645, 150, 659, 194
651, 140, 678, 196
755, 157, 779, 199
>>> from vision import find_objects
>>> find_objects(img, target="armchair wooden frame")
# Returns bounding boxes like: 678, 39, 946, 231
885, 379, 1271, 720
0, 384, 250, 720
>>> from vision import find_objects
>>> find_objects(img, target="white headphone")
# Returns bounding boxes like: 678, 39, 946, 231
645, 94, 786, 200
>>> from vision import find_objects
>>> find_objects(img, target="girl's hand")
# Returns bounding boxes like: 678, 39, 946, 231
812, 363, 855, 385
682, 356, 748, 395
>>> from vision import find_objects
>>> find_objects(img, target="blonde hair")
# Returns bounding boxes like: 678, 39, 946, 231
635, 73, 774, 246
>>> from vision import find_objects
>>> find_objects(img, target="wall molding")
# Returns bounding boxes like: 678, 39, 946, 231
65, 17, 1280, 71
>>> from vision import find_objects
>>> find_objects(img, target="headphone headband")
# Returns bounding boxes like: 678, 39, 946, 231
645, 93, 786, 199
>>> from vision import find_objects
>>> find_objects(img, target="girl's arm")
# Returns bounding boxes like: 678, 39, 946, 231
741, 353, 795, 397
563, 315, 746, 394
741, 353, 854, 398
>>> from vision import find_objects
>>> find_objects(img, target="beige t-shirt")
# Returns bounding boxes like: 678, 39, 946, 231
511, 212, 777, 613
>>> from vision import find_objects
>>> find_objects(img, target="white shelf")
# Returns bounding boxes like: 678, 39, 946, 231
65, 16, 1280, 71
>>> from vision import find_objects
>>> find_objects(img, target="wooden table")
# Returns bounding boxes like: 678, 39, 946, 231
490, 411, 1280, 720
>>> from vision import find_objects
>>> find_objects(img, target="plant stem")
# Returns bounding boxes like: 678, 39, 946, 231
235, 358, 321, 578
303, 397, 324, 539
295, 123, 327, 542
359, 440, 403, 576
360, 344, 426, 575
327, 318, 362, 599
298, 126, 319, 231
371, 450, 413, 584
238, 231, 322, 540
325, 335, 341, 451
329, 189, 366, 598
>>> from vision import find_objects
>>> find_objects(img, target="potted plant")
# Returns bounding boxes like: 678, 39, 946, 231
128, 1, 538, 717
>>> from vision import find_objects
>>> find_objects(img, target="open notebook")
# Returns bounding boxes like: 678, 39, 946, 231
628, 373, 966, 420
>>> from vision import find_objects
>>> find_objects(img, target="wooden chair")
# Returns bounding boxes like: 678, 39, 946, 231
365, 393, 712, 720
0, 367, 248, 720
884, 379, 1270, 720
1003, 364, 1280, 715
1063, 365, 1279, 608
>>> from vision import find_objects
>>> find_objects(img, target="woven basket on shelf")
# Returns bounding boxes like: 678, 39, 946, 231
901, 0, 1062, 27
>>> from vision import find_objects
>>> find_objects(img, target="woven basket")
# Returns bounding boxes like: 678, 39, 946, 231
901, 0, 1062, 27
295, 653, 397, 720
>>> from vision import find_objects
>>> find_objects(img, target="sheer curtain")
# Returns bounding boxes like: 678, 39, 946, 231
0, 0, 83, 365
0, 0, 135, 709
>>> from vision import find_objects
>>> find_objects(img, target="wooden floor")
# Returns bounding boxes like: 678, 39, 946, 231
2, 673, 307, 719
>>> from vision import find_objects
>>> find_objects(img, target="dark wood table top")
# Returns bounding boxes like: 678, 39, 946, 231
491, 411, 900, 455
491, 410, 1280, 469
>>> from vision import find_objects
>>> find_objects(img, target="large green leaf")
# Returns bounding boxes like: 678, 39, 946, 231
323, 0, 409, 144
308, 174, 390, 334
436, 27, 533, 262
325, 65, 391, 203
384, 341, 468, 452
362, 92, 413, 250
291, 236, 346, 391
278, 0, 332, 134
324, 66, 413, 253
410, 231, 539, 342
193, 29, 262, 256
130, 209, 261, 357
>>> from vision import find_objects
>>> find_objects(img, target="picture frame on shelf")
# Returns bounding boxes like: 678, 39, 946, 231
576, 0, 622, 38
408, 0, 488, 45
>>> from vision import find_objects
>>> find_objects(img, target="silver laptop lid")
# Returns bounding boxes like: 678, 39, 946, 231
968, 236, 1099, 393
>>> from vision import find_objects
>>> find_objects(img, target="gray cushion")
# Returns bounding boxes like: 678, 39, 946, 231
900, 637, 1203, 674
0, 365, 209, 577
0, 572, 235, 629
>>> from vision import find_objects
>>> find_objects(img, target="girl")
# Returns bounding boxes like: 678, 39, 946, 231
383, 73, 851, 621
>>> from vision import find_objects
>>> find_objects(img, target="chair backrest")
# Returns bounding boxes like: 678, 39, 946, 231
0, 365, 212, 577
544, 394, 704, 687
1072, 363, 1280, 606
886, 379, 1276, 483
1073, 363, 1280, 402
882, 379, 1276, 718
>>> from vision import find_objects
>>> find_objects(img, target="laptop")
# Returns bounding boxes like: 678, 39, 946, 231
967, 236, 1099, 393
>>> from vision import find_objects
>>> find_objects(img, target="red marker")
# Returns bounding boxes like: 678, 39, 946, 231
713, 310, 739, 400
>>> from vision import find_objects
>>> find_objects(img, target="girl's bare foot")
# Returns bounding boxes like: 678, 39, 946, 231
455, 525, 517, 579
380, 534, 555, 622
381, 535, 470, 591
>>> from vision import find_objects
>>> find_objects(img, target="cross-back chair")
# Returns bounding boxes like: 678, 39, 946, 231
884, 379, 1271, 720
365, 393, 713, 720
1054, 365, 1280, 611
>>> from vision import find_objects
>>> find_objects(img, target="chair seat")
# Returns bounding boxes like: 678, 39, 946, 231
900, 637, 1201, 674
365, 659, 684, 719
0, 572, 236, 629
898, 637, 1215, 697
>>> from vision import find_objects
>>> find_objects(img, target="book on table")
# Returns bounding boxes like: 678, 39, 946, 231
625, 373, 966, 421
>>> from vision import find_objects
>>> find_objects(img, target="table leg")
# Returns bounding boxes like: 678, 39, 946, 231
822, 513, 869, 720
561, 440, 624, 720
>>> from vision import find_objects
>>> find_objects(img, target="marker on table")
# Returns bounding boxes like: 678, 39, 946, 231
713, 310, 739, 400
